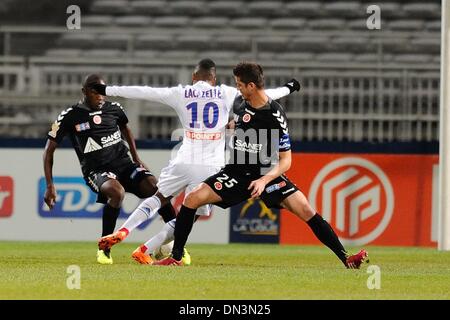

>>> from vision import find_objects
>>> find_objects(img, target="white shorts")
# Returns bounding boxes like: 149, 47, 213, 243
157, 161, 221, 216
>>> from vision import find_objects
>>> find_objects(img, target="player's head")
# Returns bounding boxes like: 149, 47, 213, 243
192, 58, 216, 85
233, 62, 265, 100
82, 74, 105, 110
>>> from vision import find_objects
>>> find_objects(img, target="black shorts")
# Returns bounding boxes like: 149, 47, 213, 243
84, 162, 154, 203
204, 165, 299, 209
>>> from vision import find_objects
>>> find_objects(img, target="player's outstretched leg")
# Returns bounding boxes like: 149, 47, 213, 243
282, 191, 368, 269
98, 194, 168, 251
98, 227, 128, 251
97, 203, 121, 264
345, 249, 369, 269
97, 181, 124, 264
152, 207, 196, 266
134, 219, 192, 266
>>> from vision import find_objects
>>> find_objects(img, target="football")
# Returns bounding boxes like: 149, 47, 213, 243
153, 241, 174, 260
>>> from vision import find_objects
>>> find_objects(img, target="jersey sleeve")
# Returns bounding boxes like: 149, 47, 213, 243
106, 85, 182, 109
272, 106, 291, 152
47, 107, 73, 144
265, 86, 290, 100
220, 84, 239, 112
111, 102, 128, 127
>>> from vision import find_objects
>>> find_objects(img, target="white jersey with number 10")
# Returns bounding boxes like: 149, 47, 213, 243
107, 81, 289, 166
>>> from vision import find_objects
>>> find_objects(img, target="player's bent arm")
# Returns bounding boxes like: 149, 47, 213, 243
265, 79, 301, 100
120, 124, 147, 169
264, 87, 290, 100
105, 85, 180, 108
248, 150, 292, 198
43, 139, 58, 209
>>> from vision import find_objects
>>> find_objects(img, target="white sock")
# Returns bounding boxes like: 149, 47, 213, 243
121, 196, 162, 233
143, 219, 175, 255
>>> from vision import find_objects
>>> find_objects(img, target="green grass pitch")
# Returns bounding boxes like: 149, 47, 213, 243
1, 241, 449, 300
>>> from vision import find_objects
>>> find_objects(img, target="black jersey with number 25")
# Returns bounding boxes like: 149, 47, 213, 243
229, 97, 291, 174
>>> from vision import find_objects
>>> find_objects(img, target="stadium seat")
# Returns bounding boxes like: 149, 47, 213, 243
393, 54, 433, 64
45, 49, 82, 57
402, 3, 441, 19
200, 50, 236, 61
315, 53, 354, 62
388, 20, 426, 31
214, 35, 252, 51
160, 50, 197, 59
290, 36, 331, 52
208, 1, 247, 17
353, 53, 393, 63
82, 49, 123, 58
98, 33, 132, 49
82, 15, 114, 26
91, 0, 131, 14
332, 36, 372, 53
369, 2, 404, 18
375, 37, 412, 53
270, 18, 306, 30
411, 38, 441, 54
230, 18, 268, 29
247, 1, 284, 17
192, 17, 230, 28
347, 19, 371, 30
257, 52, 276, 61
170, 1, 208, 16
133, 50, 160, 59
136, 34, 174, 50
308, 18, 347, 30
255, 36, 289, 52
130, 0, 171, 15
175, 34, 213, 50
285, 1, 323, 17
425, 20, 441, 31
153, 16, 190, 28
323, 1, 362, 18
57, 33, 96, 49
276, 52, 315, 62
115, 16, 152, 27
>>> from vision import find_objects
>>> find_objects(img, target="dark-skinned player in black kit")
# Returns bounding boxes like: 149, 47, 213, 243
43, 74, 176, 264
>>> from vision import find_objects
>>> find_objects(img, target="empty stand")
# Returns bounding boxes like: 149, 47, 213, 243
0, 0, 442, 142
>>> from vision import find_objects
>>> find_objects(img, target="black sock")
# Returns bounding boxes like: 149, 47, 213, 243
102, 204, 121, 237
157, 202, 177, 223
172, 205, 197, 260
307, 213, 348, 265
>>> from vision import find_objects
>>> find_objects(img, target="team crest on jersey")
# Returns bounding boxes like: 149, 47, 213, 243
75, 122, 90, 132
93, 115, 102, 125
214, 182, 223, 190
242, 114, 252, 123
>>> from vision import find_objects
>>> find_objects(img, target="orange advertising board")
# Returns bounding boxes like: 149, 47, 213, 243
280, 154, 439, 247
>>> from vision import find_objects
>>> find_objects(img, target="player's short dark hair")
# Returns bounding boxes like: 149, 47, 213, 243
83, 74, 104, 88
233, 62, 264, 88
193, 58, 216, 81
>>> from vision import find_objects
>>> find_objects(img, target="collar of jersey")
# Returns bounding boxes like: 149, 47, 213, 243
244, 98, 272, 111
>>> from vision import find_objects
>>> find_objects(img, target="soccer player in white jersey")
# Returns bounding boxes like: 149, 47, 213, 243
92, 59, 300, 264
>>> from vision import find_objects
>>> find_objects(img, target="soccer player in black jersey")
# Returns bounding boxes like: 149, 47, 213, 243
43, 74, 176, 264
155, 63, 368, 269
